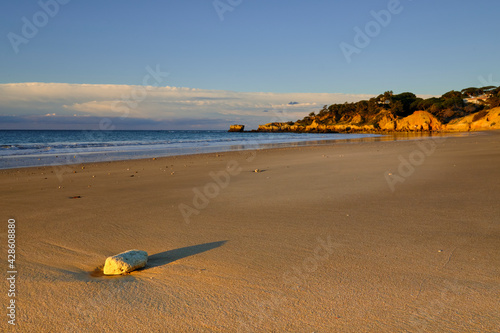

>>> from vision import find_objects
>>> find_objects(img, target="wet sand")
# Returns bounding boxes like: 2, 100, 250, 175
1, 132, 499, 332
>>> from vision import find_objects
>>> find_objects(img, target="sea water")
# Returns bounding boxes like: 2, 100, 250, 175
0, 130, 381, 169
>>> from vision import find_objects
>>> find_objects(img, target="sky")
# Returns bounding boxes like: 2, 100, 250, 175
1, 0, 499, 130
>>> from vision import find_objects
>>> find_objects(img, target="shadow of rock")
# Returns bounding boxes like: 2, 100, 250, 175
145, 240, 227, 269
88, 241, 227, 278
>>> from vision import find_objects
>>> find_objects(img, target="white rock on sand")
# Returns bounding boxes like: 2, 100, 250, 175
103, 250, 148, 275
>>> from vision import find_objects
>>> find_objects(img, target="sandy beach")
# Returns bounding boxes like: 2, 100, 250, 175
1, 132, 499, 332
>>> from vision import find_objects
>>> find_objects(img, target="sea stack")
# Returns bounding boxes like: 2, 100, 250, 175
228, 124, 245, 132
103, 250, 148, 275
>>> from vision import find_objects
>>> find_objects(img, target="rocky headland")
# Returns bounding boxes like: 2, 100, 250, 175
256, 107, 500, 133
242, 87, 500, 133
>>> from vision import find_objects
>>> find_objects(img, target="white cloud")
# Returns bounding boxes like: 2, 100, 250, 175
0, 82, 375, 129
63, 101, 118, 114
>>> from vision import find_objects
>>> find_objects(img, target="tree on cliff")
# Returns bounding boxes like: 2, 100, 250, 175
318, 105, 329, 116
383, 91, 393, 103
356, 100, 369, 115
391, 92, 419, 116
390, 101, 404, 116
486, 86, 500, 108
461, 87, 483, 97
442, 90, 463, 100
481, 86, 497, 93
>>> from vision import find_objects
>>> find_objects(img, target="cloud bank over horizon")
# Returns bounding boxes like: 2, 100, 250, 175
0, 82, 380, 130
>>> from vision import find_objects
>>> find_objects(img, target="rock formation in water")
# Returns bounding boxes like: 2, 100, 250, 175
228, 125, 245, 132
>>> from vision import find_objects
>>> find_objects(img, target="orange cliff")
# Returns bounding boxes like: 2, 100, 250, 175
446, 107, 500, 131
253, 107, 500, 133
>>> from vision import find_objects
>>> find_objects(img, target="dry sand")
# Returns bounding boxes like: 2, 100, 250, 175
1, 132, 499, 332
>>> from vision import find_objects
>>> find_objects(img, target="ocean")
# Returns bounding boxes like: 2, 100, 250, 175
0, 130, 381, 169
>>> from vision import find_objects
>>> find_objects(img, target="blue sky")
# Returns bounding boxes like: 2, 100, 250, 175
1, 0, 499, 129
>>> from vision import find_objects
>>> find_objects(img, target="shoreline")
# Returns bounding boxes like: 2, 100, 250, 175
0, 131, 380, 171
0, 131, 476, 171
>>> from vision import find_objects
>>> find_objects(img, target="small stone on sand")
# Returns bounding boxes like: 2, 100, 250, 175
103, 250, 148, 275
